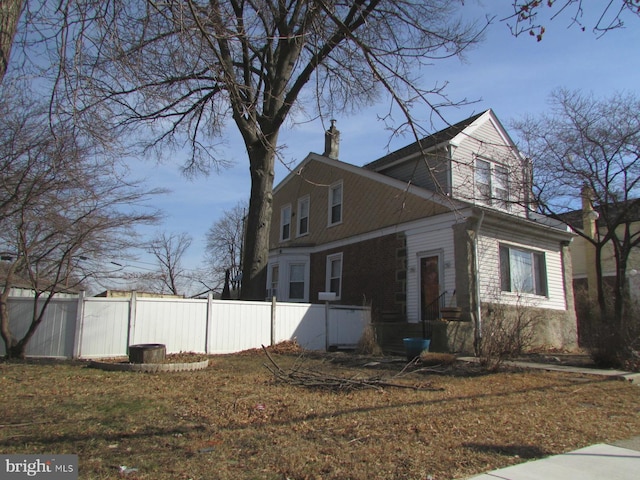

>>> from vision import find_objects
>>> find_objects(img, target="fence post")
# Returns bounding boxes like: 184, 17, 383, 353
126, 291, 137, 354
270, 296, 276, 346
318, 292, 337, 351
72, 290, 86, 359
205, 292, 213, 354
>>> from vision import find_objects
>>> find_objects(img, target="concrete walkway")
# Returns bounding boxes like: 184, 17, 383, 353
459, 357, 640, 479
457, 357, 640, 384
465, 438, 640, 480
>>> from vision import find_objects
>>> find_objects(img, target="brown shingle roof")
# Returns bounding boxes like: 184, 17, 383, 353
364, 111, 487, 171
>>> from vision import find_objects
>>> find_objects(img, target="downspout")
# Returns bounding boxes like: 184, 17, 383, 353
472, 211, 485, 356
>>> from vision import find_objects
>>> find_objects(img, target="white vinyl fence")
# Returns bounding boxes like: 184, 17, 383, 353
0, 293, 370, 359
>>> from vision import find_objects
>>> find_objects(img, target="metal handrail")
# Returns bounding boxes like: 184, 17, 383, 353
422, 290, 448, 338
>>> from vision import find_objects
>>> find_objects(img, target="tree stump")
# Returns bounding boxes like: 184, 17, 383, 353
128, 344, 166, 364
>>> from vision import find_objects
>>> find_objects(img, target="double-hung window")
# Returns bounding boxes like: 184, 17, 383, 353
475, 159, 492, 202
326, 253, 343, 299
280, 204, 291, 241
499, 244, 547, 296
289, 264, 305, 300
297, 196, 309, 237
329, 181, 343, 225
475, 158, 510, 209
494, 165, 509, 209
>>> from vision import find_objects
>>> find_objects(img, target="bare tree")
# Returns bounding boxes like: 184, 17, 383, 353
43, 0, 489, 300
0, 0, 23, 82
6, 2, 639, 302
506, 0, 640, 40
512, 89, 640, 356
145, 231, 193, 296
0, 83, 161, 359
205, 202, 246, 298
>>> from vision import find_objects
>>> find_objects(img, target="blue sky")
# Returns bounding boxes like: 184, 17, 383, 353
124, 1, 640, 281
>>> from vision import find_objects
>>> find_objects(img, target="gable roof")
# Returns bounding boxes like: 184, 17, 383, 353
274, 152, 465, 211
364, 110, 487, 172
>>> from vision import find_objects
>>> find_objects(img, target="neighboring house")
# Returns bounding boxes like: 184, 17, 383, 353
0, 263, 80, 298
562, 195, 640, 304
95, 290, 186, 299
268, 111, 577, 353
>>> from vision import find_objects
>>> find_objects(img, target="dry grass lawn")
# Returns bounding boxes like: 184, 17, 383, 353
1, 349, 639, 480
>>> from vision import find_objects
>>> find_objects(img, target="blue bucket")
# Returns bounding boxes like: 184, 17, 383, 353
403, 337, 430, 361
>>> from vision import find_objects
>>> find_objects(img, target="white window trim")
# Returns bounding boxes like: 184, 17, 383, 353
474, 156, 510, 209
267, 255, 310, 302
267, 263, 279, 300
328, 180, 343, 227
288, 263, 307, 301
280, 204, 292, 241
499, 243, 548, 297
325, 252, 343, 300
297, 195, 310, 237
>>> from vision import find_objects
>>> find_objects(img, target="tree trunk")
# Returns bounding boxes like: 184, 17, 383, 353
0, 0, 23, 82
0, 289, 18, 358
594, 246, 607, 324
1, 290, 53, 359
240, 138, 277, 301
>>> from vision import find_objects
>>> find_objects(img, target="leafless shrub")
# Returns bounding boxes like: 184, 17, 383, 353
479, 298, 541, 371
356, 324, 382, 356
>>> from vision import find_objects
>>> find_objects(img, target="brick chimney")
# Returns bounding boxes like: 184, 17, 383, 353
323, 119, 340, 159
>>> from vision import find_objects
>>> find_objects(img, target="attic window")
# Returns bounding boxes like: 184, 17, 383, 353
475, 159, 491, 201
475, 157, 510, 209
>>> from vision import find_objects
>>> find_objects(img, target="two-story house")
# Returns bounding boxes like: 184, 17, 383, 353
268, 110, 577, 353
564, 195, 640, 302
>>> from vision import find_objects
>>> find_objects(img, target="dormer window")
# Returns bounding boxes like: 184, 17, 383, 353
475, 157, 509, 209
494, 165, 509, 209
475, 158, 491, 201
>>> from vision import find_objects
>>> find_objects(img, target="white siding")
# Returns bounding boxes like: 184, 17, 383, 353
477, 226, 568, 310
451, 117, 528, 217
405, 214, 459, 323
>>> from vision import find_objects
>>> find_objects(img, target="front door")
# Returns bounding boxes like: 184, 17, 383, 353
420, 255, 440, 321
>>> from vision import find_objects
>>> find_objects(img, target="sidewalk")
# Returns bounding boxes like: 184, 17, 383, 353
457, 356, 640, 384
465, 437, 640, 480
459, 357, 640, 479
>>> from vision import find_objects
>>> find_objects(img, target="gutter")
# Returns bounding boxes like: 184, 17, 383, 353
472, 210, 485, 356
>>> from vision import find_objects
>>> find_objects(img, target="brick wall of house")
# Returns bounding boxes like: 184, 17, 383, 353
310, 233, 406, 320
